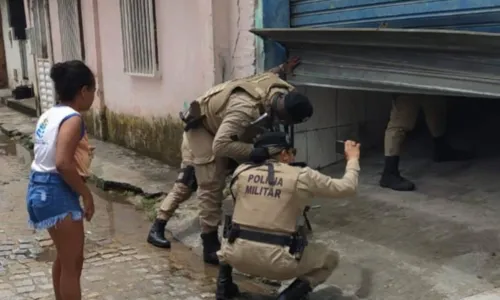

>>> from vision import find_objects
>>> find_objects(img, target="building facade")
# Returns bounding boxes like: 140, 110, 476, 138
21, 0, 257, 166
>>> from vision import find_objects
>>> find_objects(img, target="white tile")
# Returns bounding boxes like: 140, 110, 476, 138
306, 127, 337, 169
293, 132, 307, 163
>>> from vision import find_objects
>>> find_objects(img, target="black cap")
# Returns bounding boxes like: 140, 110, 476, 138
283, 91, 313, 124
254, 132, 291, 150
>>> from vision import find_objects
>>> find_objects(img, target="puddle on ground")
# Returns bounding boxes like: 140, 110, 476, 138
0, 132, 17, 156
0, 132, 33, 166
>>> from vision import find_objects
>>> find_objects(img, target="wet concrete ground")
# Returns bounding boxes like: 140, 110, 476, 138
0, 131, 273, 300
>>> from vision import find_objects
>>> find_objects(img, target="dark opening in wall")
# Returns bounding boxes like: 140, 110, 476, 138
7, 0, 27, 40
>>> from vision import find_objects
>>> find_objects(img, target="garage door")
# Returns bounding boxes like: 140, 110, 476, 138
253, 1, 500, 98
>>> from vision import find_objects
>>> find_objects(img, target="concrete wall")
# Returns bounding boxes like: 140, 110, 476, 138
294, 87, 392, 169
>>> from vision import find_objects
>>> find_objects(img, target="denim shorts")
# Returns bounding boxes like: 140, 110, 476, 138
26, 172, 83, 230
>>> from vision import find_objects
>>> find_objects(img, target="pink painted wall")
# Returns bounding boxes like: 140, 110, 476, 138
45, 0, 256, 117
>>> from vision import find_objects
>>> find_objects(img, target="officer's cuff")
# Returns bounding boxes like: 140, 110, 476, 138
346, 158, 360, 171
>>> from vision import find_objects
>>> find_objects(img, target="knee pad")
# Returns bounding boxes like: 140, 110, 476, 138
176, 165, 198, 191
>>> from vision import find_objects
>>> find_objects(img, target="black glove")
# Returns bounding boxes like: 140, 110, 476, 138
249, 147, 269, 164
289, 162, 307, 168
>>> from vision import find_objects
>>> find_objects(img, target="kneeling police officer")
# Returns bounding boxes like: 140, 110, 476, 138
216, 132, 361, 300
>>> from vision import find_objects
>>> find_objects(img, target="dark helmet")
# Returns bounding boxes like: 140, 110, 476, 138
254, 132, 292, 151
271, 91, 313, 125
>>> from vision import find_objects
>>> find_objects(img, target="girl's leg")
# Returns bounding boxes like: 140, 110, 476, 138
49, 252, 62, 300
48, 215, 85, 300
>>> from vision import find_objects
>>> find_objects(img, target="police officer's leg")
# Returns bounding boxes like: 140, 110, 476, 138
380, 95, 420, 191
278, 242, 339, 300
185, 127, 225, 264
421, 97, 474, 162
195, 157, 227, 265
147, 166, 195, 248
148, 134, 196, 248
215, 263, 240, 300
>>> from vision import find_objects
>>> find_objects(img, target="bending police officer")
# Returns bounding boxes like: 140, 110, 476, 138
178, 57, 313, 265
147, 133, 239, 248
215, 132, 361, 300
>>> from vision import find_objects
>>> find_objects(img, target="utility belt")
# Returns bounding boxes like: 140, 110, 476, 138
223, 217, 308, 261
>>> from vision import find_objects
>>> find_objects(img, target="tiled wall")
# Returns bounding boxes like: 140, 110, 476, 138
293, 86, 393, 168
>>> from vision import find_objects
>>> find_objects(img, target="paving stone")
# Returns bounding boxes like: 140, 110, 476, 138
111, 256, 132, 263
9, 274, 29, 280
101, 253, 120, 259
85, 252, 99, 259
38, 284, 52, 291
28, 292, 50, 299
38, 241, 52, 247
133, 255, 150, 260
0, 289, 15, 298
0, 283, 13, 289
0, 245, 14, 251
14, 279, 33, 287
16, 285, 35, 294
18, 244, 32, 250
120, 250, 137, 255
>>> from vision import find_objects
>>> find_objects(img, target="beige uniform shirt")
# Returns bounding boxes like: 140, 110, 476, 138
231, 158, 360, 209
295, 159, 360, 200
212, 92, 261, 163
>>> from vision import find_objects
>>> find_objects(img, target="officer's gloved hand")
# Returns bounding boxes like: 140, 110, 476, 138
289, 162, 307, 168
249, 147, 269, 164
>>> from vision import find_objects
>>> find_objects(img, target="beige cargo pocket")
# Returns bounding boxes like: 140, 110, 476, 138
185, 127, 215, 165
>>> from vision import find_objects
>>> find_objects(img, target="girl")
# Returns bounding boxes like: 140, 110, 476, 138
27, 60, 96, 300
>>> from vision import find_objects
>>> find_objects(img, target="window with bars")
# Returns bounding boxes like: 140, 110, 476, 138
57, 0, 84, 61
119, 0, 159, 77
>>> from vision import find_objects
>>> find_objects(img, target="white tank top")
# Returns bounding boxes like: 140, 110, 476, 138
31, 105, 84, 173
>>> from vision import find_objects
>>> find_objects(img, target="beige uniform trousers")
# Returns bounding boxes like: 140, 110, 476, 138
218, 239, 338, 288
185, 127, 228, 233
157, 133, 195, 221
385, 94, 447, 156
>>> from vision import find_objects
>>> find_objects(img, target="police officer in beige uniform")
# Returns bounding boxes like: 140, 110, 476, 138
380, 94, 473, 191
215, 132, 361, 300
180, 58, 314, 265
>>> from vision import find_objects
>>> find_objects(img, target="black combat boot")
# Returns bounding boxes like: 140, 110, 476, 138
201, 231, 221, 265
215, 263, 240, 300
277, 279, 312, 300
379, 156, 415, 191
147, 219, 171, 248
433, 136, 474, 163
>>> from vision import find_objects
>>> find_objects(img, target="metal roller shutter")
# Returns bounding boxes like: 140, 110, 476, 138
253, 1, 500, 98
